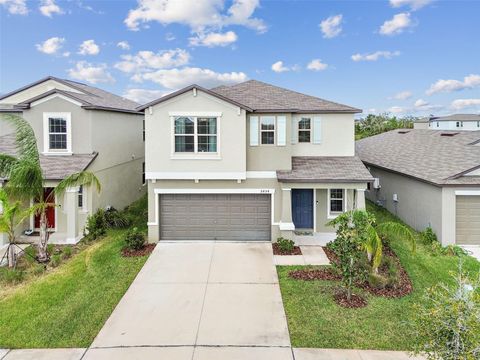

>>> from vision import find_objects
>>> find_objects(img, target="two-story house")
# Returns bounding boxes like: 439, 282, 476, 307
0, 76, 145, 246
141, 80, 373, 242
414, 114, 480, 131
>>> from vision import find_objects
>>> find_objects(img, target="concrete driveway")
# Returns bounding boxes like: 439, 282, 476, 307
84, 242, 292, 359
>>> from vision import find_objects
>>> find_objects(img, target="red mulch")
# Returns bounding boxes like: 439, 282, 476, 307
121, 244, 156, 257
334, 291, 368, 308
272, 243, 302, 255
289, 268, 342, 281
322, 245, 413, 299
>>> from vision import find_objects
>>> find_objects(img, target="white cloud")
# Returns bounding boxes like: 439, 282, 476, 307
0, 0, 28, 15
78, 40, 100, 55
123, 88, 170, 103
388, 99, 443, 115
388, 106, 405, 114
391, 90, 412, 100
414, 98, 429, 107
389, 0, 433, 11
351, 50, 400, 62
115, 48, 190, 73
379, 12, 412, 35
271, 61, 290, 73
307, 59, 328, 71
117, 41, 130, 50
426, 74, 480, 95
36, 37, 65, 55
62, 51, 70, 57
451, 99, 480, 110
189, 31, 238, 47
135, 67, 247, 90
165, 32, 175, 41
39, 0, 63, 17
125, 0, 266, 33
68, 61, 115, 84
319, 14, 342, 39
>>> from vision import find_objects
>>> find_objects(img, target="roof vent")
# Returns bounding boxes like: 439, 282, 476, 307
440, 132, 459, 137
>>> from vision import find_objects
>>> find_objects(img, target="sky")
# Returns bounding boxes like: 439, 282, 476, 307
0, 0, 479, 117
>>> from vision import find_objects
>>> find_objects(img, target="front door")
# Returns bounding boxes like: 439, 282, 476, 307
34, 188, 55, 230
292, 189, 313, 229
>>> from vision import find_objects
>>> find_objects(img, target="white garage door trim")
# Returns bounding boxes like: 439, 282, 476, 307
148, 188, 276, 226
455, 190, 480, 196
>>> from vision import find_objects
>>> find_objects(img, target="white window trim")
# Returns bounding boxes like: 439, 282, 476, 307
297, 116, 312, 143
327, 188, 347, 219
170, 115, 221, 159
43, 112, 72, 155
260, 116, 276, 146
77, 185, 88, 213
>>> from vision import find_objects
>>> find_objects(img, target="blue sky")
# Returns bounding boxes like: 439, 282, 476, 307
1, 0, 479, 116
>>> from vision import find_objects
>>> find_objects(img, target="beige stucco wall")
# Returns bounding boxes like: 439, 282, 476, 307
145, 90, 247, 175
365, 166, 444, 242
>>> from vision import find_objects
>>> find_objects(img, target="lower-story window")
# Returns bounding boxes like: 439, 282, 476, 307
329, 189, 345, 217
78, 185, 83, 208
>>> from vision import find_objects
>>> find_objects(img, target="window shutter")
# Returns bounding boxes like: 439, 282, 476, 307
277, 116, 286, 146
291, 117, 298, 144
249, 116, 259, 146
313, 116, 322, 144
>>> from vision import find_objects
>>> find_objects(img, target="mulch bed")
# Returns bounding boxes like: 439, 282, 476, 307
334, 291, 368, 308
289, 268, 341, 281
322, 245, 413, 299
121, 244, 156, 257
272, 243, 302, 256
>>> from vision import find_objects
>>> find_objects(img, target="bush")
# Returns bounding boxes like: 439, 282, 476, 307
47, 243, 55, 256
62, 246, 73, 260
23, 245, 37, 263
276, 237, 295, 253
85, 209, 108, 240
441, 245, 468, 257
104, 207, 131, 228
368, 273, 388, 289
383, 256, 400, 288
50, 254, 61, 268
30, 263, 46, 276
124, 227, 146, 250
421, 227, 438, 245
0, 268, 25, 285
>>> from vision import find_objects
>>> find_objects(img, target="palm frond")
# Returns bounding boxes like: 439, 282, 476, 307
1, 114, 40, 165
6, 159, 44, 200
0, 154, 19, 179
366, 225, 383, 270
55, 171, 101, 196
377, 221, 416, 253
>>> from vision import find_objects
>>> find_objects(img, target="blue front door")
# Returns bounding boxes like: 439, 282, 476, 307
292, 189, 314, 229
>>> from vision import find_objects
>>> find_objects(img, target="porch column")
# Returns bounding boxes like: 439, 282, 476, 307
356, 189, 366, 210
65, 187, 79, 244
279, 188, 295, 231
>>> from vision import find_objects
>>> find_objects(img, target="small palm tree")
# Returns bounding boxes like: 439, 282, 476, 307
0, 189, 33, 268
0, 114, 101, 262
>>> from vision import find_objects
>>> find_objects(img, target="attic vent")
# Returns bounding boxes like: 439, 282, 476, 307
440, 132, 459, 137
398, 130, 410, 134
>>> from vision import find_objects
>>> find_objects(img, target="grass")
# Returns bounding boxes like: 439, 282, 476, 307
278, 201, 480, 350
0, 196, 149, 348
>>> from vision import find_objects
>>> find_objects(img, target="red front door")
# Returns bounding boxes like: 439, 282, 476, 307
34, 188, 55, 229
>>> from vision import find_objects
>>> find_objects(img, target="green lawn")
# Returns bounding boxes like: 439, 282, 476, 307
0, 229, 148, 348
278, 201, 480, 350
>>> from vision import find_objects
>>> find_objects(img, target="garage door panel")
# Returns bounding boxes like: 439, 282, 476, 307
160, 193, 271, 241
456, 195, 480, 245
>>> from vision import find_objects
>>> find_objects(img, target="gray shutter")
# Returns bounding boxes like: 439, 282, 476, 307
313, 116, 322, 144
291, 117, 298, 144
250, 116, 259, 146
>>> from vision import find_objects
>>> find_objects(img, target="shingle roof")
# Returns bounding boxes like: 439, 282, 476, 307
1, 76, 140, 114
211, 80, 361, 113
429, 114, 480, 122
355, 129, 480, 186
277, 156, 373, 183
0, 133, 97, 180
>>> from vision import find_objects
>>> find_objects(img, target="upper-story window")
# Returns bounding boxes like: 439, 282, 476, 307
260, 116, 275, 145
298, 117, 311, 143
174, 116, 217, 153
456, 121, 463, 128
43, 112, 72, 154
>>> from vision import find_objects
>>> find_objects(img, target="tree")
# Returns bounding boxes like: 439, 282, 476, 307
0, 114, 101, 262
0, 189, 33, 268
411, 263, 480, 360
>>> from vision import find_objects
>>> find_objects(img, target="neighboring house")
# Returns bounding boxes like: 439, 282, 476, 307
356, 129, 480, 247
0, 76, 145, 246
414, 114, 480, 130
141, 80, 373, 242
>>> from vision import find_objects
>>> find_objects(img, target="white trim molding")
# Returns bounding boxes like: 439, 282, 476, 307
327, 188, 348, 219
146, 171, 246, 180
279, 222, 295, 230
32, 94, 83, 108
42, 112, 72, 155
246, 171, 277, 179
168, 111, 222, 117
455, 190, 480, 196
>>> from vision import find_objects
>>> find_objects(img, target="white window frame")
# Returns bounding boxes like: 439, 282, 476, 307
170, 114, 221, 159
327, 188, 347, 219
260, 116, 276, 145
78, 185, 88, 213
43, 112, 72, 155
298, 117, 312, 143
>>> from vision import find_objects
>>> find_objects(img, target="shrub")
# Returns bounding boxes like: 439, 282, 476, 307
104, 207, 131, 228
0, 268, 25, 285
31, 263, 46, 276
46, 243, 55, 256
276, 237, 295, 253
62, 246, 73, 259
124, 227, 146, 250
421, 227, 438, 245
383, 256, 400, 288
85, 208, 108, 240
442, 245, 468, 257
50, 254, 61, 268
23, 245, 37, 263
368, 273, 388, 289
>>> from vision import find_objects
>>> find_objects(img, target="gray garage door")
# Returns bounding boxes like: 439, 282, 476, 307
160, 193, 271, 241
456, 195, 480, 245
